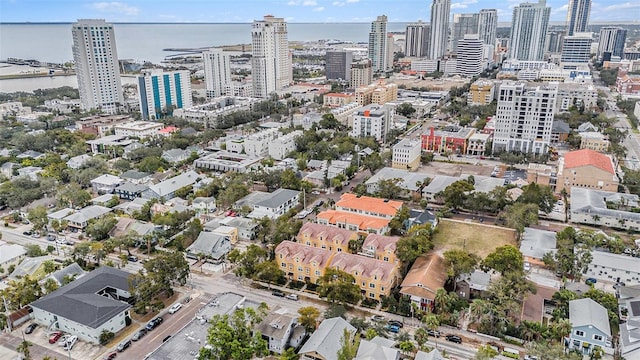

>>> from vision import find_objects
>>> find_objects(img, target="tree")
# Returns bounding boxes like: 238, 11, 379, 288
318, 268, 362, 305
481, 245, 524, 274
254, 261, 284, 284
525, 341, 582, 360
27, 205, 48, 233
280, 348, 299, 360
396, 224, 433, 269
375, 178, 403, 199
388, 205, 410, 235
336, 328, 358, 360
504, 202, 539, 237
324, 303, 348, 319
396, 103, 417, 117
298, 306, 320, 332
398, 340, 416, 356
518, 183, 556, 213
414, 327, 429, 349
443, 249, 480, 290
86, 214, 117, 241
439, 180, 474, 210
475, 345, 499, 359
56, 182, 91, 209
199, 307, 269, 360
227, 244, 268, 277
99, 330, 115, 345
423, 314, 440, 348
17, 340, 32, 360
24, 244, 45, 257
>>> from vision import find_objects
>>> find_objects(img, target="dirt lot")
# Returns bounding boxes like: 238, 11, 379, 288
388, 74, 470, 91
432, 218, 517, 258
418, 160, 496, 177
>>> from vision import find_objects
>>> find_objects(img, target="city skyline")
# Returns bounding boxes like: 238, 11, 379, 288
1, 0, 639, 23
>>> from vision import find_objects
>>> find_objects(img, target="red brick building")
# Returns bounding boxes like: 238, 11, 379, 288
421, 126, 476, 154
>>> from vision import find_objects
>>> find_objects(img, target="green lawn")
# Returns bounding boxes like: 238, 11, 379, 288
432, 219, 517, 258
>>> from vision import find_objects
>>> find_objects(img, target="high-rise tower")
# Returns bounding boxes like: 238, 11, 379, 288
451, 13, 479, 53
251, 15, 292, 99
203, 48, 231, 99
478, 9, 498, 46
566, 0, 591, 36
597, 27, 627, 61
405, 21, 430, 57
429, 0, 451, 59
72, 19, 123, 114
508, 0, 551, 61
368, 15, 389, 72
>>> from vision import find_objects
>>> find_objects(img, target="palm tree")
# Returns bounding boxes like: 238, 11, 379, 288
423, 314, 440, 348
552, 318, 572, 348
17, 340, 32, 360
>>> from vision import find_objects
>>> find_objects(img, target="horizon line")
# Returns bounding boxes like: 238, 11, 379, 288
2, 21, 640, 25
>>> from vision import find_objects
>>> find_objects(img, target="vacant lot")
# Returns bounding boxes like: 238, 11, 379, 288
432, 219, 517, 258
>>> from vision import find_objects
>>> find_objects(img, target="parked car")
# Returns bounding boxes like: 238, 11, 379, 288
131, 329, 147, 341
427, 329, 440, 338
145, 317, 163, 331
58, 335, 71, 347
385, 324, 400, 333
24, 323, 37, 334
49, 332, 62, 344
524, 262, 531, 272
46, 234, 56, 241
387, 320, 404, 328
168, 302, 183, 314
22, 231, 32, 236
371, 315, 385, 322
127, 255, 138, 262
586, 277, 597, 285
285, 294, 298, 301
445, 334, 462, 344
103, 352, 117, 360
116, 339, 131, 352
271, 290, 285, 297
64, 335, 78, 350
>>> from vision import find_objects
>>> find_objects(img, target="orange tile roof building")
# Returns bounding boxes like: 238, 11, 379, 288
400, 253, 447, 311
557, 149, 618, 193
360, 234, 401, 267
296, 222, 358, 253
335, 193, 403, 219
316, 210, 391, 235
330, 252, 399, 300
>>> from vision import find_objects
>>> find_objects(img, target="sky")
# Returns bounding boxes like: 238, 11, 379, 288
0, 0, 639, 23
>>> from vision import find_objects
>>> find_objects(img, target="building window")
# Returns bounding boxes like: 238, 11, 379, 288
369, 283, 375, 288
593, 334, 603, 341
575, 330, 585, 337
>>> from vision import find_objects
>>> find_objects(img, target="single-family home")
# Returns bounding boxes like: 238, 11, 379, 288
0, 162, 19, 179
185, 232, 232, 263
162, 148, 192, 164
30, 267, 133, 344
299, 317, 356, 360
119, 170, 152, 185
247, 188, 300, 219
63, 205, 112, 230
255, 309, 305, 354
142, 170, 201, 200
66, 154, 92, 170
400, 253, 447, 311
43, 263, 85, 287
113, 197, 149, 215
90, 174, 125, 194
520, 227, 557, 265
114, 182, 148, 200
567, 298, 613, 355
0, 244, 26, 276
355, 336, 399, 360
455, 270, 493, 300
192, 197, 217, 214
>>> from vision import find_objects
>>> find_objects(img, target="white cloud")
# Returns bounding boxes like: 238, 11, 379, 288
551, 4, 568, 15
451, 3, 468, 9
603, 2, 640, 11
288, 0, 318, 6
91, 2, 138, 15
346, 0, 360, 2
313, 6, 325, 11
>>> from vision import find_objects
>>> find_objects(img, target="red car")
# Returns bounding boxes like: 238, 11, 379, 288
48, 332, 62, 344
103, 352, 117, 360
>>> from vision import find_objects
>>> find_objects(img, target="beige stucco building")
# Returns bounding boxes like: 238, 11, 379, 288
556, 149, 618, 193
580, 132, 610, 152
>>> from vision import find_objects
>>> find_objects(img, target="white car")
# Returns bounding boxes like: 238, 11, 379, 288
168, 303, 183, 314
64, 335, 77, 350
58, 335, 70, 346
524, 262, 531, 272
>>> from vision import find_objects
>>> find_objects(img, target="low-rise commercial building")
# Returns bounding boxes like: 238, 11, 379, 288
421, 126, 476, 154
194, 151, 263, 173
570, 187, 640, 231
556, 149, 618, 193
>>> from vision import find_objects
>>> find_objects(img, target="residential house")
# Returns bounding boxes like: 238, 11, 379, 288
108, 217, 156, 238
30, 267, 133, 344
555, 149, 618, 193
247, 188, 300, 219
66, 154, 92, 170
16, 150, 44, 160
360, 234, 400, 266
119, 170, 152, 185
400, 253, 447, 311
90, 174, 125, 194
619, 294, 640, 358
329, 252, 399, 300
255, 309, 305, 354
570, 187, 640, 231
423, 175, 505, 202
296, 222, 357, 253
211, 225, 238, 244
520, 227, 557, 265
162, 148, 191, 164
192, 197, 217, 214
275, 241, 334, 284
142, 170, 201, 200
365, 167, 432, 199
583, 249, 640, 286
114, 182, 148, 200
113, 197, 149, 215
16, 166, 42, 180
43, 263, 85, 287
577, 122, 598, 133
185, 232, 232, 263
415, 349, 445, 360
568, 298, 613, 355
299, 317, 356, 360
0, 162, 18, 179
92, 193, 117, 207
0, 244, 26, 277
355, 336, 399, 360
406, 209, 438, 230
150, 198, 189, 216
455, 270, 492, 300
86, 135, 134, 155
63, 205, 112, 230
220, 217, 258, 241
122, 141, 145, 159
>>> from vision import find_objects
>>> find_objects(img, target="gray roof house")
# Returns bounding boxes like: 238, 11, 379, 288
66, 154, 92, 170
8, 255, 53, 281
422, 175, 459, 201
568, 298, 613, 355
0, 161, 19, 178
114, 181, 148, 200
255, 309, 305, 354
44, 263, 85, 286
577, 122, 598, 133
90, 174, 125, 194
119, 170, 152, 185
583, 249, 640, 286
185, 232, 232, 262
247, 188, 301, 219
162, 148, 191, 164
365, 167, 432, 195
16, 150, 44, 159
520, 227, 557, 261
355, 336, 399, 360
63, 205, 112, 229
142, 170, 200, 200
0, 244, 26, 277
415, 349, 445, 360
570, 187, 640, 231
455, 270, 493, 300
30, 266, 133, 344
299, 317, 356, 360
620, 295, 640, 358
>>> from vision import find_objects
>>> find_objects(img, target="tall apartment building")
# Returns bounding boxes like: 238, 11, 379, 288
350, 60, 373, 89
72, 19, 123, 114
429, 0, 451, 59
492, 81, 557, 155
368, 15, 389, 73
545, 30, 566, 53
451, 13, 479, 53
405, 21, 430, 57
478, 9, 498, 46
508, 0, 551, 61
350, 104, 393, 143
392, 139, 422, 171
251, 15, 292, 98
355, 81, 398, 106
203, 48, 231, 99
137, 69, 192, 120
456, 35, 484, 77
598, 27, 627, 61
561, 33, 593, 64
325, 51, 353, 82
566, 0, 591, 36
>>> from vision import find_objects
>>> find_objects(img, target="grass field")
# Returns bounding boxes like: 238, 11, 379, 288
432, 218, 517, 258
